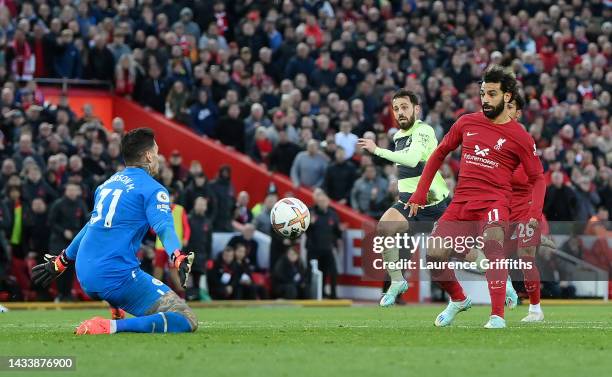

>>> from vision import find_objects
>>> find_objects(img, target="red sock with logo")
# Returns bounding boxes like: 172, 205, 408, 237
430, 261, 466, 302
521, 256, 540, 305
484, 240, 507, 318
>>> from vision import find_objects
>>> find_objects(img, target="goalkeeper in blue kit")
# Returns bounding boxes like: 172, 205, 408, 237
32, 128, 197, 335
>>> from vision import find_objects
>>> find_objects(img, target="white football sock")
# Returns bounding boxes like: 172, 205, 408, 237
529, 303, 542, 313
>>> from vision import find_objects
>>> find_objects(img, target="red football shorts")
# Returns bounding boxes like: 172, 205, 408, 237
431, 199, 510, 240
509, 197, 542, 249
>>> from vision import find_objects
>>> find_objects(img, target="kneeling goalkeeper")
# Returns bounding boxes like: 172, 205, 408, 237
32, 128, 197, 334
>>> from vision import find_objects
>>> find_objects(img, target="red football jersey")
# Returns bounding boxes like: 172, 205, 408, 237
510, 164, 531, 203
411, 112, 545, 219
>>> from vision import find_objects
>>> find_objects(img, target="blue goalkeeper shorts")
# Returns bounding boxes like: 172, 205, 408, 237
84, 269, 171, 317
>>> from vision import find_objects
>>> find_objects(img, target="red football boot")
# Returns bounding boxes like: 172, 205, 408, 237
75, 317, 111, 335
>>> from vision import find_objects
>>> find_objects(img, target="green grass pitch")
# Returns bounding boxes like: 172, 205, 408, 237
1, 305, 611, 377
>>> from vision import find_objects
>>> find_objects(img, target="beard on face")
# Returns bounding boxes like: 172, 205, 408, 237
482, 98, 505, 119
397, 110, 416, 130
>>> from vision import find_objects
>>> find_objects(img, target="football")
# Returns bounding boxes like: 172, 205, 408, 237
270, 198, 311, 239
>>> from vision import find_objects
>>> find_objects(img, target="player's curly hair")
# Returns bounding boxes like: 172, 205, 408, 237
482, 65, 517, 95
121, 127, 156, 165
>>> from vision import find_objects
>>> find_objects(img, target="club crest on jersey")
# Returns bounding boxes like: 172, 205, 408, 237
494, 138, 506, 150
474, 144, 490, 157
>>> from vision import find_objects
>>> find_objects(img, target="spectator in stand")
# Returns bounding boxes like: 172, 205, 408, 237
244, 103, 272, 151
267, 110, 299, 147
47, 183, 88, 301
22, 197, 49, 261
22, 164, 57, 204
165, 80, 191, 125
269, 128, 302, 176
136, 63, 167, 113
351, 165, 388, 217
233, 191, 253, 226
0, 159, 17, 191
188, 88, 218, 138
114, 54, 138, 99
334, 120, 358, 160
290, 139, 328, 189
208, 246, 237, 300
12, 133, 45, 171
187, 196, 213, 301
574, 176, 601, 222
168, 150, 188, 184
233, 243, 262, 299
228, 223, 260, 272
306, 189, 342, 299
6, 28, 35, 81
544, 171, 578, 221
53, 29, 82, 79
272, 248, 309, 299
180, 171, 217, 217
254, 191, 278, 236
323, 147, 358, 205
87, 34, 114, 81
251, 126, 273, 164
210, 165, 235, 232
217, 103, 245, 152
285, 43, 314, 80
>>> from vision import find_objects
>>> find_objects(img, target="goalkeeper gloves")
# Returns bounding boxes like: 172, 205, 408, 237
32, 250, 71, 288
171, 250, 195, 288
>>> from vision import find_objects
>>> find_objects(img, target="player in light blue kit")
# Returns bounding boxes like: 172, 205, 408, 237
32, 128, 197, 335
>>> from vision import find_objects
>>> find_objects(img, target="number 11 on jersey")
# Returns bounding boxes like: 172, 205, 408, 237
90, 188, 124, 228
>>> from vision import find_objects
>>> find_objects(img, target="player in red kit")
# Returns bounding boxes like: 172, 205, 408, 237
407, 66, 546, 329
504, 94, 552, 322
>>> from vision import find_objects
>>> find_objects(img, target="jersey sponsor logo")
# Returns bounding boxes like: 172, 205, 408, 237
157, 204, 171, 213
156, 191, 170, 203
466, 132, 478, 136
152, 277, 164, 286
494, 138, 506, 150
474, 145, 490, 157
463, 152, 500, 169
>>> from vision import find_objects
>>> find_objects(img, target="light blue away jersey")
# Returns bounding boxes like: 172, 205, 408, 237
71, 167, 180, 292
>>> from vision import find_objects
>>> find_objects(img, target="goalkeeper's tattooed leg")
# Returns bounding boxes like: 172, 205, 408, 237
97, 292, 198, 334
147, 291, 198, 331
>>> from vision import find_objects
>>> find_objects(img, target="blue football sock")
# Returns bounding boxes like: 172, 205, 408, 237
114, 312, 192, 333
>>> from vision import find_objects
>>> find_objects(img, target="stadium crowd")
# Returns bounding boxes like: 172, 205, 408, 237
0, 0, 611, 301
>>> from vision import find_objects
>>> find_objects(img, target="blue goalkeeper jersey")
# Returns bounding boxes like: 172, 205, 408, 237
69, 167, 181, 292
